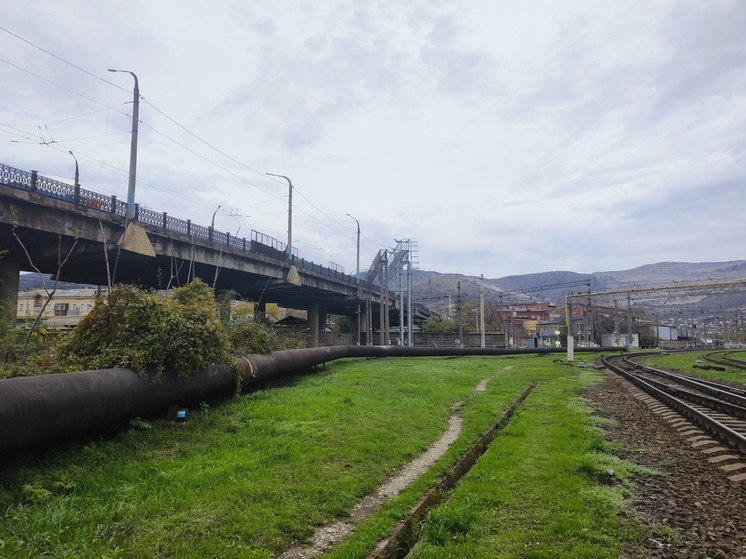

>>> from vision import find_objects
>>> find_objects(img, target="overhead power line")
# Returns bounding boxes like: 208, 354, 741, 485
0, 56, 130, 115
1, 26, 375, 252
0, 24, 131, 94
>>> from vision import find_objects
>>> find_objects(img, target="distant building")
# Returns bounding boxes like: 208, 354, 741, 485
536, 316, 589, 347
16, 288, 100, 328
494, 302, 552, 322
654, 325, 678, 342
601, 333, 639, 348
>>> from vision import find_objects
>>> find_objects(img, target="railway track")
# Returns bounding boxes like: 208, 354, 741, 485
703, 350, 746, 370
602, 353, 746, 481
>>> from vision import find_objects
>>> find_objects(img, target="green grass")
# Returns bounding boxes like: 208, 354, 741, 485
407, 364, 652, 559
0, 355, 652, 558
642, 351, 746, 386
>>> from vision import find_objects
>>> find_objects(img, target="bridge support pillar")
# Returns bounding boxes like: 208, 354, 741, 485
0, 261, 20, 323
256, 301, 266, 322
309, 303, 320, 348
351, 306, 361, 345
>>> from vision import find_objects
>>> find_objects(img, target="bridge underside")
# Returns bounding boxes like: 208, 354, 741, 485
1, 221, 362, 316
0, 182, 433, 337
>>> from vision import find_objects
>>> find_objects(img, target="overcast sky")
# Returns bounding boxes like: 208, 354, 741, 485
1, 1, 744, 278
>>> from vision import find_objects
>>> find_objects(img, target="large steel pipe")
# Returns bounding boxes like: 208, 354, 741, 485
1, 346, 611, 452
0, 366, 236, 452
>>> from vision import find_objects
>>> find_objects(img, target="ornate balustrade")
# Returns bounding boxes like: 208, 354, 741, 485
0, 163, 357, 286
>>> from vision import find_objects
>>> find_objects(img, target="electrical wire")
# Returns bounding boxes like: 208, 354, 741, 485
138, 120, 284, 199
1, 28, 386, 261
0, 56, 130, 116
140, 97, 272, 183
1, 57, 282, 204
1, 29, 352, 236
0, 25, 131, 94
0, 106, 117, 128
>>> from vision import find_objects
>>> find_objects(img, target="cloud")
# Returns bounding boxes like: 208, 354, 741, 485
0, 0, 743, 280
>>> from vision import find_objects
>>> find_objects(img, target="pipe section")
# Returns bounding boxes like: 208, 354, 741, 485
1, 346, 610, 452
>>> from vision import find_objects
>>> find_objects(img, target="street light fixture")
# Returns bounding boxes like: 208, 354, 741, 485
68, 150, 80, 205
107, 68, 139, 219
346, 213, 360, 282
265, 173, 293, 257
347, 213, 362, 345
209, 204, 221, 243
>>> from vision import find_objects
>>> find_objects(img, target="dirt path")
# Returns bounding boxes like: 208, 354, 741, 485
277, 374, 496, 559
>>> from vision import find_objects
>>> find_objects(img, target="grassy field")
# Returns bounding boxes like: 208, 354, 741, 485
723, 350, 746, 366
0, 354, 652, 558
642, 350, 746, 386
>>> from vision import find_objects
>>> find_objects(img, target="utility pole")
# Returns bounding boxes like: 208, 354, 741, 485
407, 260, 413, 347
383, 256, 390, 345
626, 292, 633, 349
346, 213, 360, 281
366, 289, 373, 346
457, 281, 463, 347
68, 150, 80, 206
347, 214, 361, 345
613, 300, 620, 346
588, 280, 596, 347
480, 274, 485, 348
565, 295, 574, 361
265, 173, 293, 257
210, 205, 221, 243
399, 267, 404, 346
108, 69, 139, 220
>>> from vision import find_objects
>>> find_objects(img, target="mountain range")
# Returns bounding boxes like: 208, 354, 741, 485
410, 260, 746, 315
19, 260, 746, 315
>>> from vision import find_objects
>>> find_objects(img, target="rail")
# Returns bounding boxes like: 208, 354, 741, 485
603, 354, 746, 453
704, 351, 746, 370
0, 162, 358, 286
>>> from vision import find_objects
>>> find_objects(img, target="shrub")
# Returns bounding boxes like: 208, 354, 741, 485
59, 279, 232, 378
227, 306, 309, 354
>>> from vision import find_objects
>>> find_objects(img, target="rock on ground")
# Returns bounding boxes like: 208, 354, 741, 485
585, 371, 746, 559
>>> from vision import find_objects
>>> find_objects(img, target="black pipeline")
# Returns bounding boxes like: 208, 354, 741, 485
0, 346, 602, 452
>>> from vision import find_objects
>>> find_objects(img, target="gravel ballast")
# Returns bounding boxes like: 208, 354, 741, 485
585, 371, 746, 559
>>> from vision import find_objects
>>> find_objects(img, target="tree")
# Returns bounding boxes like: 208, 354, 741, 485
333, 315, 350, 333
421, 316, 457, 334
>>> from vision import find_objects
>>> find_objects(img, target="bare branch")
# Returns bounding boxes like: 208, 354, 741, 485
13, 232, 79, 352
98, 220, 112, 293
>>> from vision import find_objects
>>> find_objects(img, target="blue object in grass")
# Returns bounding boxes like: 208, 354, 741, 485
176, 409, 187, 422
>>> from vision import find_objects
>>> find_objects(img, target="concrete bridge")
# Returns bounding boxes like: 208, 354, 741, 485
0, 163, 425, 344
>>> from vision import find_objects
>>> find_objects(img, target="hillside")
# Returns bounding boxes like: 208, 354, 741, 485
411, 260, 746, 314
19, 260, 746, 315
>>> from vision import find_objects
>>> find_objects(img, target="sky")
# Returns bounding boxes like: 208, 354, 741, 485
1, 0, 744, 279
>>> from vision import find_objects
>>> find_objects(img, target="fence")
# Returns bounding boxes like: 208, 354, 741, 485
1, 162, 356, 286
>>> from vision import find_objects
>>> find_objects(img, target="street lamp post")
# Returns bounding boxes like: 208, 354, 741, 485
347, 213, 361, 345
346, 214, 360, 282
108, 68, 140, 220
68, 150, 80, 206
265, 173, 293, 257
209, 205, 221, 243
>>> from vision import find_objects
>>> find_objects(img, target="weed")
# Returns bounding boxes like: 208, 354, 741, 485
129, 418, 152, 431
21, 483, 52, 504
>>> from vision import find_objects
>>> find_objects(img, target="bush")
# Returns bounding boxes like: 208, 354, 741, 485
60, 280, 232, 378
227, 306, 309, 354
